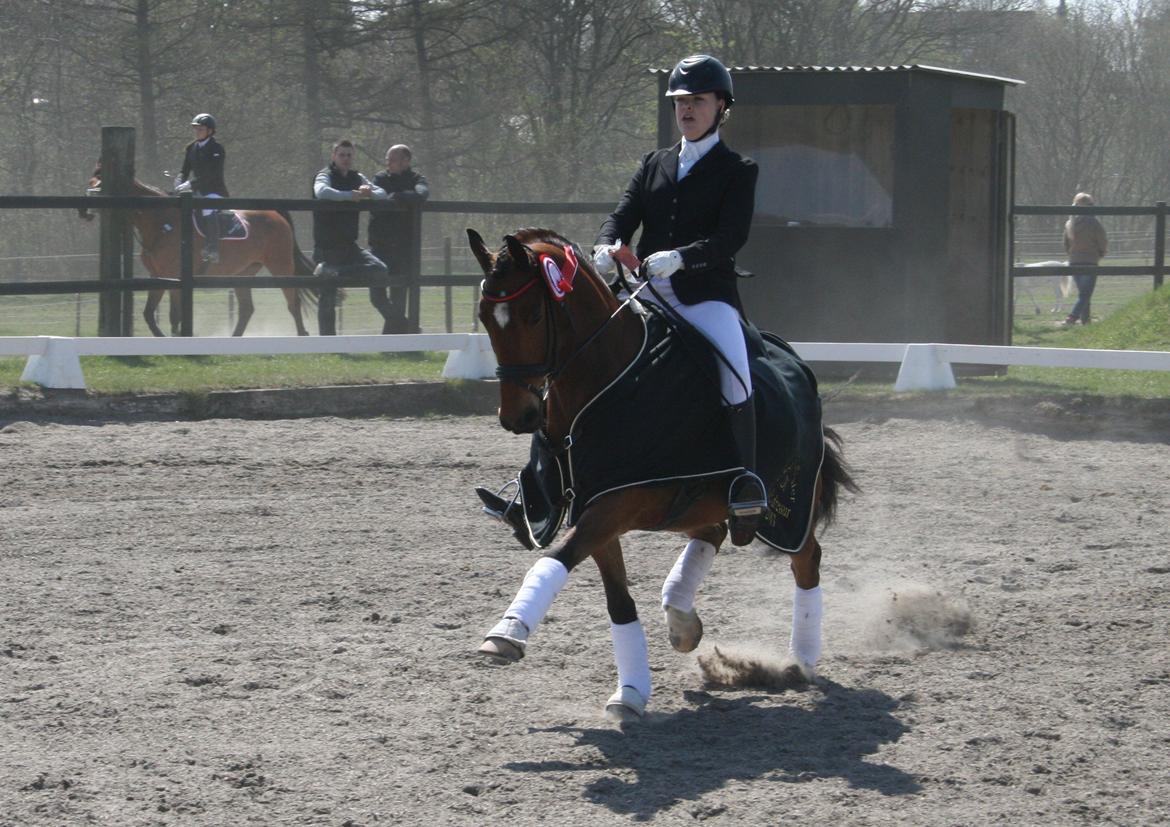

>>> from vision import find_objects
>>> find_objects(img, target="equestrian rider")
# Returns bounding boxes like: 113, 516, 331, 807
592, 54, 765, 546
175, 113, 228, 263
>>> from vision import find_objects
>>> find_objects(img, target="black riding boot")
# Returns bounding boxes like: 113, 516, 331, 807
203, 212, 220, 263
727, 396, 768, 546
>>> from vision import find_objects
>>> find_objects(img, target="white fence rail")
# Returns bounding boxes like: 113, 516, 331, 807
1, 335, 1167, 392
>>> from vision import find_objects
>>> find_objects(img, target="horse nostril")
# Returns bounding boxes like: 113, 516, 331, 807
519, 407, 541, 432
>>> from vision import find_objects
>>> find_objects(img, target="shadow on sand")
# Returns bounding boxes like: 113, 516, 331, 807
505, 680, 919, 820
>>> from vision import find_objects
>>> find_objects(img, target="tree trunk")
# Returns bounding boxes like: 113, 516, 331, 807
135, 0, 160, 176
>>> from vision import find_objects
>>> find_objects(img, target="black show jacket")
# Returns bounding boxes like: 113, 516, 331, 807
597, 140, 757, 307
180, 137, 228, 196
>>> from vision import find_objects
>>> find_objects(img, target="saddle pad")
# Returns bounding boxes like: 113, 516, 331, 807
749, 326, 825, 552
563, 307, 738, 524
192, 211, 249, 240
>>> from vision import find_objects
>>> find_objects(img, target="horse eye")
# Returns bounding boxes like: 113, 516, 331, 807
525, 302, 543, 324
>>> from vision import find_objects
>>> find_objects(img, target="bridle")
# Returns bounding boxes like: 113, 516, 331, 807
481, 274, 560, 399
481, 252, 647, 403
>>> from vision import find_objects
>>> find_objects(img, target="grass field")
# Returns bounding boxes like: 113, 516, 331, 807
1, 276, 1166, 398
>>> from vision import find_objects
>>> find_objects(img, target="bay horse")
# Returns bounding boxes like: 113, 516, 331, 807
79, 167, 316, 336
468, 227, 856, 721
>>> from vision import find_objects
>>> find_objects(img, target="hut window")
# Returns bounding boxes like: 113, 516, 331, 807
727, 104, 895, 228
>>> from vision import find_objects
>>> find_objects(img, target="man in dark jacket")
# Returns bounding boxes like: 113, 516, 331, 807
369, 145, 430, 333
175, 113, 228, 263
312, 139, 389, 335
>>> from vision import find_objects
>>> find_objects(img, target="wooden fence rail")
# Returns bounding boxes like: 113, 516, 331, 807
2, 196, 1167, 337
0, 192, 613, 335
1011, 202, 1166, 289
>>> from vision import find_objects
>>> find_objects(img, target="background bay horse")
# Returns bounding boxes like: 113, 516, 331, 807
80, 168, 316, 336
468, 227, 856, 721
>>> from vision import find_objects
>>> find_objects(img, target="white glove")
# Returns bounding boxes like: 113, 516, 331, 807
592, 243, 620, 276
173, 179, 193, 193
645, 249, 683, 280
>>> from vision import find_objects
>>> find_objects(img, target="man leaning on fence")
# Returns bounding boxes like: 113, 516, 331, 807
1063, 192, 1107, 326
311, 139, 389, 336
369, 144, 430, 334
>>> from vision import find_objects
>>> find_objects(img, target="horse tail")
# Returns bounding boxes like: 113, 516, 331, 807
816, 426, 859, 527
277, 208, 319, 308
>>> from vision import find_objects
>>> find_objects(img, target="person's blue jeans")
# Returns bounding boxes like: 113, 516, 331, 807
1070, 273, 1097, 324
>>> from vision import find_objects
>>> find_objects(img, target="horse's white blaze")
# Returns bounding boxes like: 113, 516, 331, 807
493, 303, 510, 329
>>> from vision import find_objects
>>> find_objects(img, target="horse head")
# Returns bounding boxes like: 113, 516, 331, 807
471, 227, 610, 434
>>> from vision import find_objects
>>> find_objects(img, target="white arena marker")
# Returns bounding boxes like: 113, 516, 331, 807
21, 337, 87, 390
895, 344, 956, 392
442, 335, 498, 380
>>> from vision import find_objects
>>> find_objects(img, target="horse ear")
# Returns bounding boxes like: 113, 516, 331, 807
504, 235, 535, 272
466, 228, 494, 275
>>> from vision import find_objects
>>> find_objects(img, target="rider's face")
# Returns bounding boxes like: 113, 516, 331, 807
674, 93, 721, 141
193, 125, 211, 141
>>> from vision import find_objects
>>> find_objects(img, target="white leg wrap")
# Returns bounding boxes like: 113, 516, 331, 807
789, 585, 823, 668
485, 617, 530, 649
661, 539, 716, 614
610, 620, 652, 702
499, 556, 568, 639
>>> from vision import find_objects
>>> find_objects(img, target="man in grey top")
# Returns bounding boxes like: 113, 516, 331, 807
312, 139, 390, 335
1062, 192, 1107, 326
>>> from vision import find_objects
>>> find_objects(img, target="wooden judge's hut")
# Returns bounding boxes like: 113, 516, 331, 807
656, 65, 1022, 348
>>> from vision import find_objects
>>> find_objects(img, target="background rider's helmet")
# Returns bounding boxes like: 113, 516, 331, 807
665, 55, 734, 107
190, 113, 217, 130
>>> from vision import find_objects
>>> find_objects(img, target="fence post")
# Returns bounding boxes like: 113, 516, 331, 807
443, 236, 453, 333
98, 126, 134, 337
1155, 201, 1166, 291
120, 215, 134, 336
179, 191, 194, 336
407, 205, 422, 332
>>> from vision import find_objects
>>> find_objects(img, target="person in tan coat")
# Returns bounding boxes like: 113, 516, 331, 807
1063, 192, 1108, 325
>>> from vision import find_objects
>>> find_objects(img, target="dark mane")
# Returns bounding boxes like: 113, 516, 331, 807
135, 179, 169, 197
511, 227, 574, 248
488, 227, 576, 282
89, 163, 169, 197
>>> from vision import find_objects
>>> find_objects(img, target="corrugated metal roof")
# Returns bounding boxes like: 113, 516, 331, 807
652, 63, 1024, 86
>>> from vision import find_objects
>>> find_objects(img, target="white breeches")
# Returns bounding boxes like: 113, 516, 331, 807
201, 192, 222, 217
642, 277, 751, 405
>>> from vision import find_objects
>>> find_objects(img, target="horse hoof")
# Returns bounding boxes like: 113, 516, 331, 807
664, 605, 703, 653
604, 686, 646, 722
478, 636, 524, 664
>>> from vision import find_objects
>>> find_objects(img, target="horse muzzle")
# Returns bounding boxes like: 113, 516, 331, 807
499, 405, 541, 435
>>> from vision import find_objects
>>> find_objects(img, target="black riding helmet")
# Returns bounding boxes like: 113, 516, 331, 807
665, 55, 734, 106
190, 113, 217, 130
